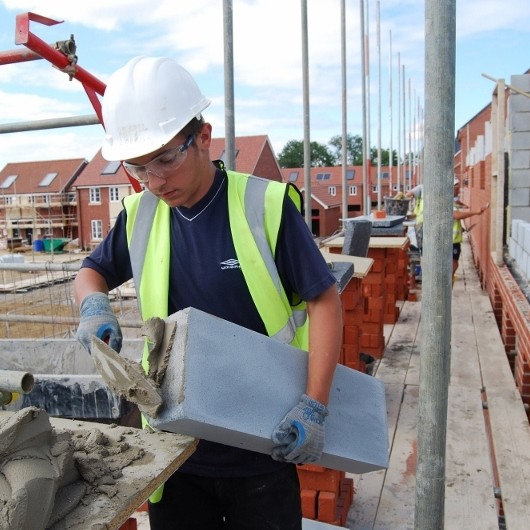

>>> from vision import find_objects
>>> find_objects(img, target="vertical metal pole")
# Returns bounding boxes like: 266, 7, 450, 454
223, 0, 236, 170
414, 0, 456, 528
365, 0, 372, 213
388, 30, 393, 195
376, 1, 382, 210
397, 52, 402, 191
301, 0, 312, 229
360, 0, 369, 215
402, 64, 407, 187
341, 0, 348, 225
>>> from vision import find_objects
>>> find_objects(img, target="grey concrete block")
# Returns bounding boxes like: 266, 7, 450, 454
342, 219, 372, 257
151, 308, 389, 474
509, 112, 530, 134
510, 149, 530, 169
510, 74, 530, 92
509, 187, 530, 207
510, 130, 530, 150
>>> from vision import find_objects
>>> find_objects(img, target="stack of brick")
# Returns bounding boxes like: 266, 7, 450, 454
361, 246, 387, 358
298, 464, 354, 526
341, 275, 365, 371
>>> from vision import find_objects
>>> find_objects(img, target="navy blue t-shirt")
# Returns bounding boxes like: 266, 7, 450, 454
82, 169, 336, 477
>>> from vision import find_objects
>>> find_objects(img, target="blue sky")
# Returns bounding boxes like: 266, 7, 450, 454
0, 0, 528, 170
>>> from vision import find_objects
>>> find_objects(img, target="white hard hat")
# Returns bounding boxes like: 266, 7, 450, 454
101, 56, 211, 161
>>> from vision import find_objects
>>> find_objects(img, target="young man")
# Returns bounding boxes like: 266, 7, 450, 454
452, 178, 488, 285
74, 56, 343, 529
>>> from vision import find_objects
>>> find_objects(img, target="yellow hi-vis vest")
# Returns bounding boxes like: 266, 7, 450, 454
123, 171, 308, 502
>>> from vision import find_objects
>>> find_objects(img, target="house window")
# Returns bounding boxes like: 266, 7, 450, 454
0, 175, 17, 189
91, 220, 103, 240
346, 170, 355, 180
4, 196, 13, 205
392, 184, 399, 191
381, 172, 389, 179
349, 186, 357, 196
372, 185, 378, 193
109, 187, 119, 202
288, 171, 299, 182
102, 161, 121, 175
329, 186, 336, 196
39, 172, 57, 186
90, 188, 101, 204
316, 173, 331, 181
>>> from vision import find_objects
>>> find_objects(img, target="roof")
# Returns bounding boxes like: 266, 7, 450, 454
210, 135, 280, 176
0, 158, 87, 194
73, 149, 131, 187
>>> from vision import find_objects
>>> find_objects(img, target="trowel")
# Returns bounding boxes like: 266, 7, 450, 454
91, 335, 163, 418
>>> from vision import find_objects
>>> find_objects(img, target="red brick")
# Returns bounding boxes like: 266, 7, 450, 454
317, 491, 338, 523
300, 489, 317, 519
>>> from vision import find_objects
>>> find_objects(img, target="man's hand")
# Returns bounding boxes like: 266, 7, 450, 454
271, 394, 329, 464
76, 293, 122, 354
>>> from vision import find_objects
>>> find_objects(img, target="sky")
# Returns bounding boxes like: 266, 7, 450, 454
0, 0, 528, 170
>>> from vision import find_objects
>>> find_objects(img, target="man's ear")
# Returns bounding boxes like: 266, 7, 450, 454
196, 122, 212, 149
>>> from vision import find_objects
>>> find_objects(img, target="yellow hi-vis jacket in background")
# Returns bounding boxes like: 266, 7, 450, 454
122, 170, 308, 503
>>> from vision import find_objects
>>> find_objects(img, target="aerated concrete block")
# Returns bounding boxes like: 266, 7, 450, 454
150, 307, 389, 474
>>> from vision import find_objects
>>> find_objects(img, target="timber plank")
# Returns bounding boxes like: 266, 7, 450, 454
445, 384, 498, 529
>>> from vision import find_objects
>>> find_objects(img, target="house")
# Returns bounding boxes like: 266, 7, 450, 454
281, 164, 417, 237
74, 134, 283, 250
0, 158, 87, 249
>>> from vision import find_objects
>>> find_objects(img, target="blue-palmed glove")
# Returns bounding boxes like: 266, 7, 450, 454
271, 394, 329, 464
76, 293, 122, 354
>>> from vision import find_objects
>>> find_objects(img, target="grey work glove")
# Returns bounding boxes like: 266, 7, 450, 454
76, 293, 122, 354
271, 394, 329, 464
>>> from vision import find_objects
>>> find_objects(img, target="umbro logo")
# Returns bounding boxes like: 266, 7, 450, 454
220, 258, 241, 270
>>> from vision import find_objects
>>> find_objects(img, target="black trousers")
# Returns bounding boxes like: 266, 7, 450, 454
148, 464, 302, 530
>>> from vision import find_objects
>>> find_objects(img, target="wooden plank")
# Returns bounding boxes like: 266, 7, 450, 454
445, 384, 498, 529
347, 382, 405, 529
372, 385, 418, 529
485, 386, 530, 530
463, 243, 530, 529
320, 251, 374, 278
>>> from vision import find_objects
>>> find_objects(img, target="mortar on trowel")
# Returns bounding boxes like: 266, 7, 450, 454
91, 307, 389, 474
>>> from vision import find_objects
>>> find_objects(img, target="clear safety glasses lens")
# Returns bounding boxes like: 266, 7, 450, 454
123, 134, 195, 184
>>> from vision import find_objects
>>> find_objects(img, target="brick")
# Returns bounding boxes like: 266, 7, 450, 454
317, 491, 338, 523
301, 489, 317, 519
297, 466, 344, 494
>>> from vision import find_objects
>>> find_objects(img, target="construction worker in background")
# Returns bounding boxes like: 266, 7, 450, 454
73, 56, 342, 530
405, 183, 424, 252
452, 178, 489, 285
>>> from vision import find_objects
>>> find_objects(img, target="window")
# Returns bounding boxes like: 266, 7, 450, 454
102, 161, 121, 175
346, 170, 355, 180
316, 173, 331, 181
1, 175, 17, 189
90, 187, 101, 204
39, 172, 57, 186
381, 172, 389, 179
349, 186, 357, 196
4, 196, 13, 205
288, 171, 299, 182
329, 186, 336, 196
109, 187, 119, 202
372, 185, 378, 193
91, 220, 103, 240
392, 184, 399, 191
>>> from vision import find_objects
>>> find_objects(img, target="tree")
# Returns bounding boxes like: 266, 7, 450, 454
328, 134, 364, 165
278, 140, 335, 168
370, 147, 398, 165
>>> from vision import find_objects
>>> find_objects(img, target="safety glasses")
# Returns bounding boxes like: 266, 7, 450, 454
123, 134, 195, 184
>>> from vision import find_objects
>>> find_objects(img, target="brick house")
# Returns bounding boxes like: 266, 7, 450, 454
281, 165, 417, 237
74, 134, 283, 250
0, 158, 87, 249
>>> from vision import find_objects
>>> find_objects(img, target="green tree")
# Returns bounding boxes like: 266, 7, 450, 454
278, 140, 335, 168
370, 147, 399, 165
328, 134, 364, 165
